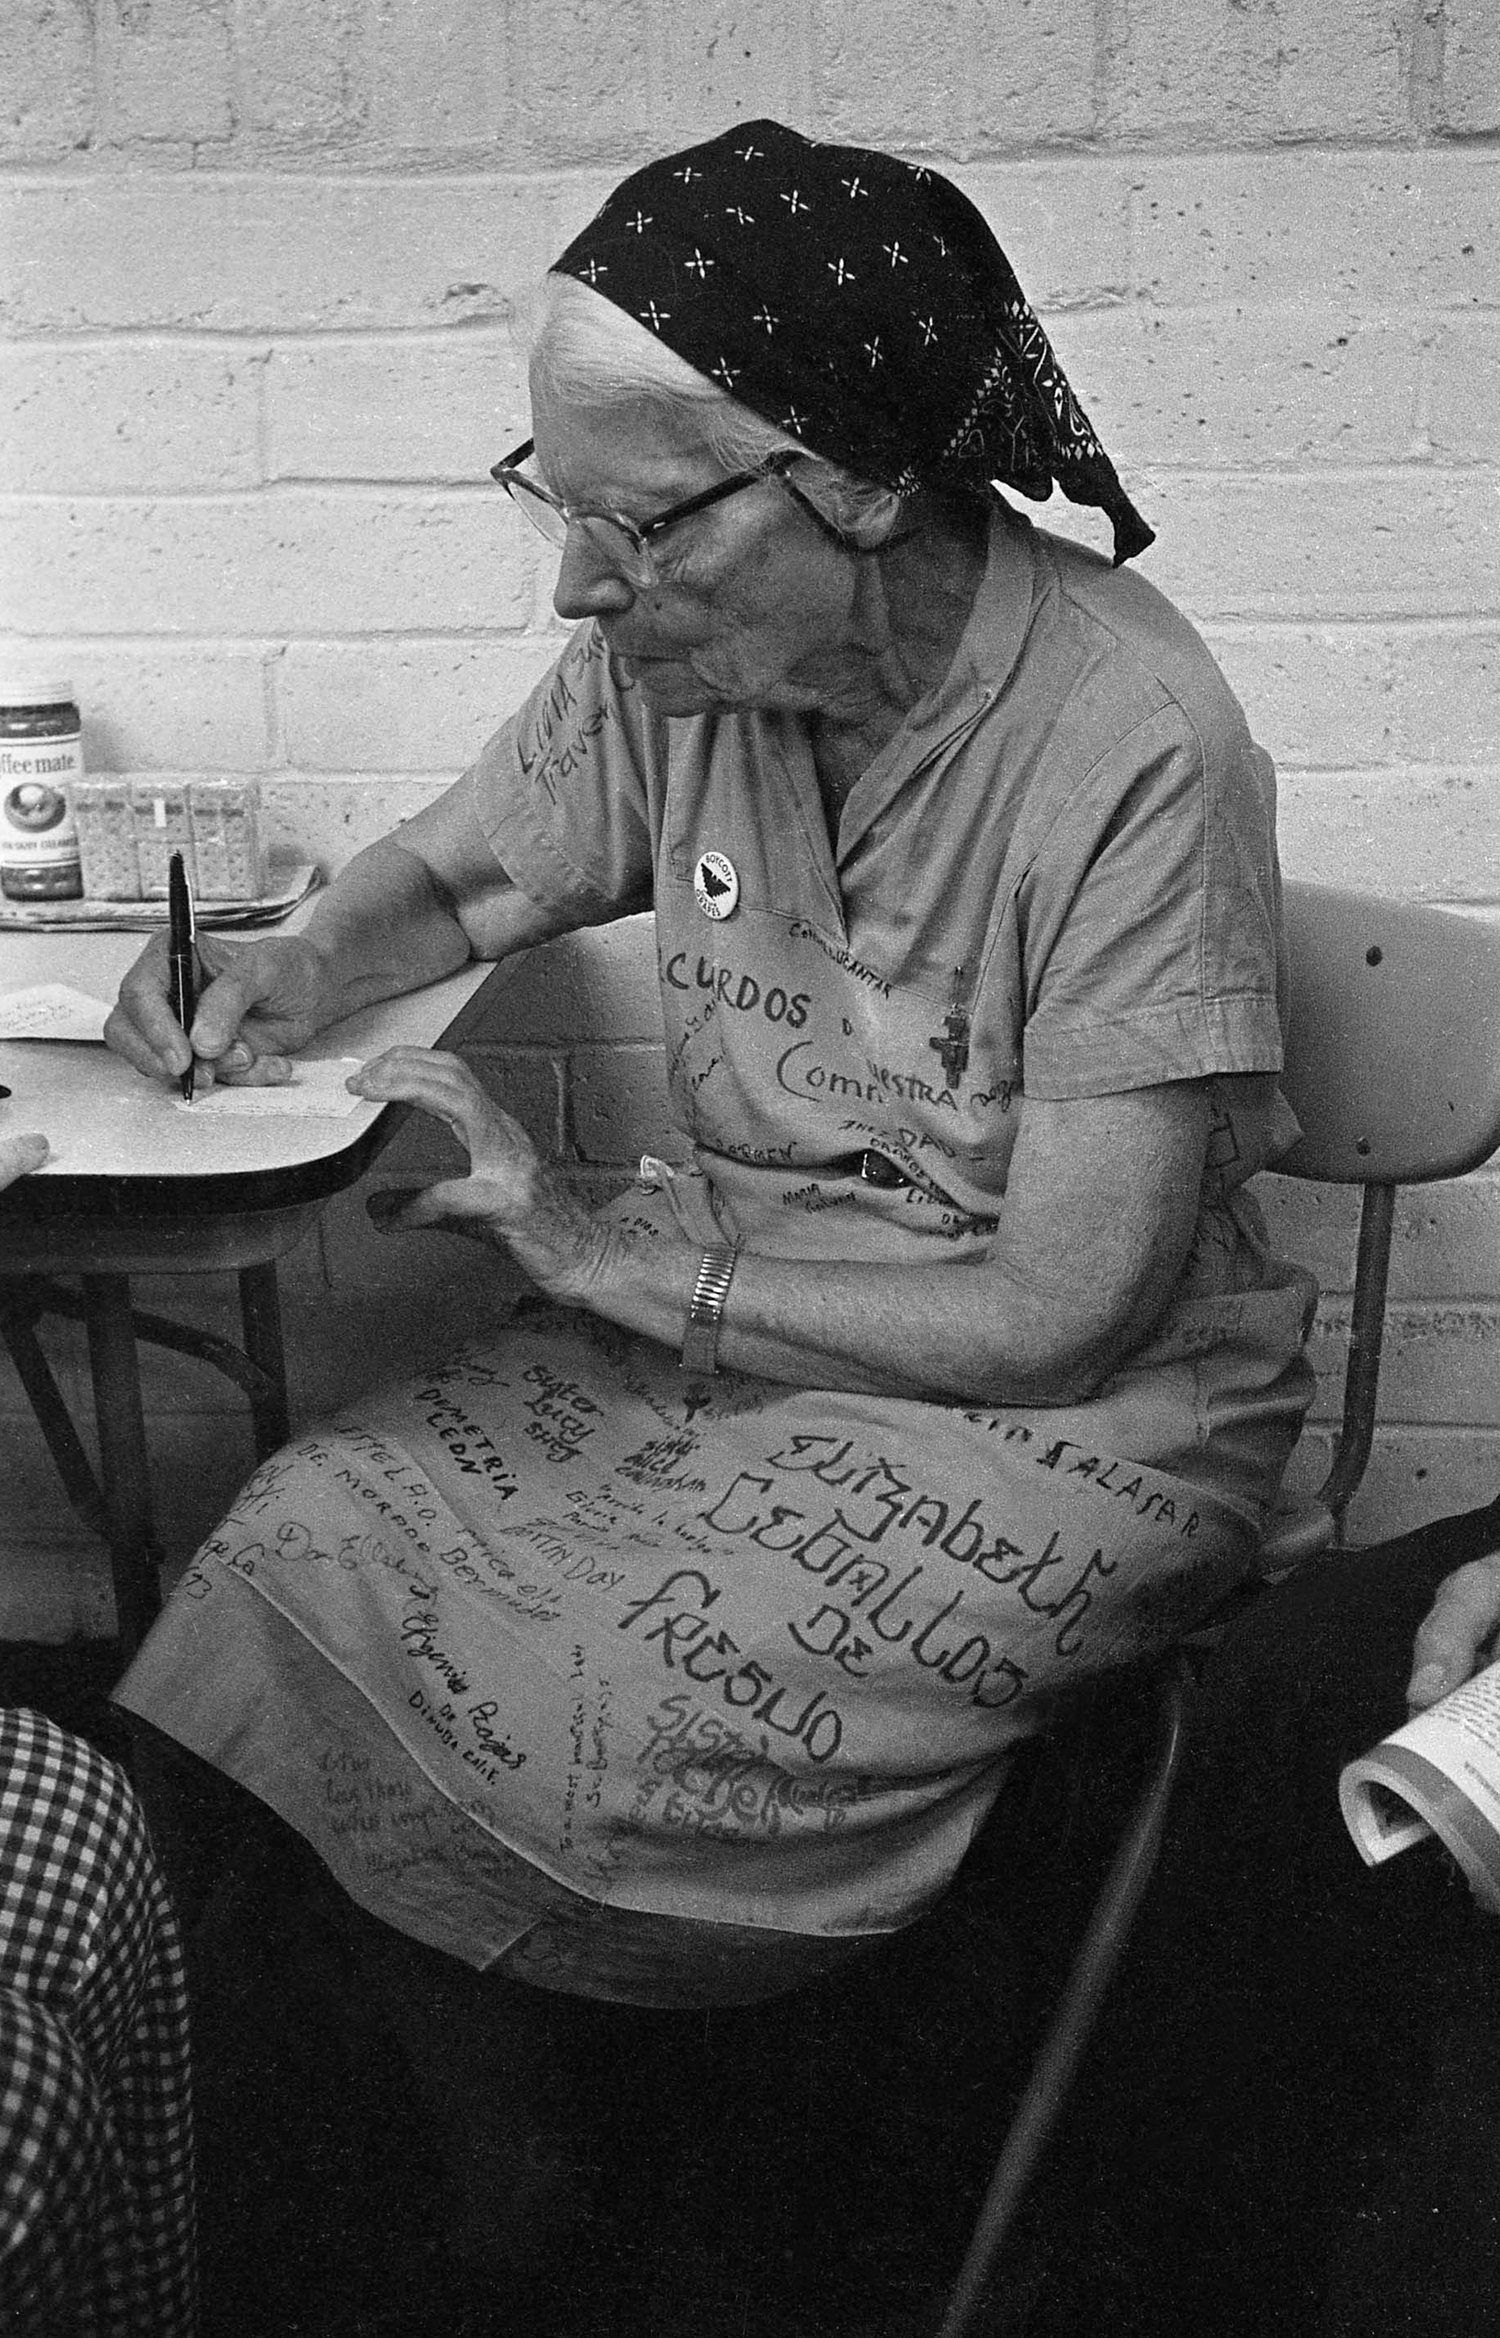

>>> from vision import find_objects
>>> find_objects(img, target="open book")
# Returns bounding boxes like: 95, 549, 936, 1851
1340, 1657, 1500, 1912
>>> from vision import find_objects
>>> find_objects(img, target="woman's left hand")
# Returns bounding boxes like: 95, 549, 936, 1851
349, 1048, 607, 1300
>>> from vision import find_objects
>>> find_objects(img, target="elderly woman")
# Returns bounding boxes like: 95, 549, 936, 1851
109, 120, 1316, 2295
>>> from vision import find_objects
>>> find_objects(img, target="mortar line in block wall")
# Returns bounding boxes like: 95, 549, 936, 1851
263, 640, 286, 767
0, 326, 525, 354
1206, 615, 1500, 640
1, 481, 541, 505
1410, 325, 1441, 461
241, 332, 269, 458
6, 615, 1495, 654
0, 628, 568, 648
0, 166, 565, 193
7, 458, 1495, 509
2, 302, 1491, 353
5, 141, 1499, 188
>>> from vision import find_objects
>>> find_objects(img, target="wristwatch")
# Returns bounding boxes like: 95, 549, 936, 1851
680, 1244, 739, 1375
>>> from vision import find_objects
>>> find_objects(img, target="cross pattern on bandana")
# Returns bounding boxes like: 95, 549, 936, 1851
553, 119, 1153, 563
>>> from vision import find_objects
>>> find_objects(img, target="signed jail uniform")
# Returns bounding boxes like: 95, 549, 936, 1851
117, 514, 1316, 2004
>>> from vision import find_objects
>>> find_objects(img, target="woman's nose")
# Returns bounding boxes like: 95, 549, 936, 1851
552, 525, 638, 622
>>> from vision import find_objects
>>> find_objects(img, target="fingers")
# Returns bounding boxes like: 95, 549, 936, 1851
366, 1179, 481, 1234
365, 1169, 536, 1239
109, 935, 317, 1087
348, 1046, 477, 1104
1406, 1553, 1500, 1708
349, 1049, 519, 1153
184, 953, 282, 1061
366, 1185, 430, 1230
202, 1040, 295, 1088
108, 934, 189, 1079
355, 1052, 541, 1239
0, 1131, 50, 1187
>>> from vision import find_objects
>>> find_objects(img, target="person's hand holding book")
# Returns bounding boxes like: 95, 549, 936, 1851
1406, 1553, 1500, 1711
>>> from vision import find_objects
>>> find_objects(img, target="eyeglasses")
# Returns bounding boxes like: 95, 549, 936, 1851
489, 439, 841, 588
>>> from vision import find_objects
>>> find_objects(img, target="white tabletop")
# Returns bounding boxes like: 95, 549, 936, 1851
0, 926, 494, 1187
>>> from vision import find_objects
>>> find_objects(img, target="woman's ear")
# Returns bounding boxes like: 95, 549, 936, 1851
794, 465, 906, 550
837, 482, 907, 550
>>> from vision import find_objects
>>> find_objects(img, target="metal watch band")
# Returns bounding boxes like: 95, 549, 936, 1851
680, 1243, 738, 1375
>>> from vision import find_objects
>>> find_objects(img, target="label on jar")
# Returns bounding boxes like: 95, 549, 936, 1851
0, 737, 84, 873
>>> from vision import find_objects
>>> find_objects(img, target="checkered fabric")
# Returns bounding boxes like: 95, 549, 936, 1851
0, 1708, 195, 2336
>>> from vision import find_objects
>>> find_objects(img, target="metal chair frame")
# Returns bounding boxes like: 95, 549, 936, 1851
933, 879, 1500, 2336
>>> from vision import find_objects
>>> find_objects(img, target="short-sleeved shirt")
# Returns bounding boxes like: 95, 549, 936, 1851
116, 512, 1319, 1988
466, 510, 1298, 1308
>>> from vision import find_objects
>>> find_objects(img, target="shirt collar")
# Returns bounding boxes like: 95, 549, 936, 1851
894, 507, 1038, 748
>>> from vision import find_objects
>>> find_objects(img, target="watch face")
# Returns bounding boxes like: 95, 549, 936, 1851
693, 850, 739, 921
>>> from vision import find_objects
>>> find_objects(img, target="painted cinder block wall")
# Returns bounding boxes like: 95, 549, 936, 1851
1, 0, 1497, 1633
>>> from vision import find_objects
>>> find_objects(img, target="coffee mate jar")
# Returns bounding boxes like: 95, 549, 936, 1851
0, 678, 84, 900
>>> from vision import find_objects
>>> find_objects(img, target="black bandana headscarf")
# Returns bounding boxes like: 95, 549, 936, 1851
552, 119, 1153, 565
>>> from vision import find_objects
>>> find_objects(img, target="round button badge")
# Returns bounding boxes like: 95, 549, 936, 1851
693, 850, 739, 921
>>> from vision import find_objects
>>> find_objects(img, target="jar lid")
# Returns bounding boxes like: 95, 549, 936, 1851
0, 675, 74, 708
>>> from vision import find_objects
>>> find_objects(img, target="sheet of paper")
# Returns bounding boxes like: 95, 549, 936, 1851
0, 983, 112, 1043
176, 1057, 367, 1119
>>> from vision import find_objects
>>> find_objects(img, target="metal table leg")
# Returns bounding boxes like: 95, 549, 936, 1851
238, 1260, 290, 1458
82, 1272, 163, 1656
3, 1258, 292, 1654
0, 1288, 110, 1542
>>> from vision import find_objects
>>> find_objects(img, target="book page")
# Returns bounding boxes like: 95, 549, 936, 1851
1339, 1656, 1500, 1911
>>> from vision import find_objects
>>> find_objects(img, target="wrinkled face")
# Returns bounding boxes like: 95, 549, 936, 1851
529, 383, 871, 720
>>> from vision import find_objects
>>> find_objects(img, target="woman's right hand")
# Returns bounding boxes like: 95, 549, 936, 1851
105, 930, 333, 1089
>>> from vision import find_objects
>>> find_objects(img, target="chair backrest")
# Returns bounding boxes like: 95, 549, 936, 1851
1262, 880, 1500, 1562
931, 883, 1500, 2334
1277, 880, 1500, 1185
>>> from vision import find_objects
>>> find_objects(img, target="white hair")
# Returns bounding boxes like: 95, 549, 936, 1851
515, 273, 902, 532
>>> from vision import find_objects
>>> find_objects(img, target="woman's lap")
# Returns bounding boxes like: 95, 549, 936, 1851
117, 1301, 1270, 1995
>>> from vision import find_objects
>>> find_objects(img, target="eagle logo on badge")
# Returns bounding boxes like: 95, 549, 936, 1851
693, 850, 739, 921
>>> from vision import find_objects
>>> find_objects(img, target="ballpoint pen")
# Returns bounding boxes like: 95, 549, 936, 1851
167, 850, 198, 1103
